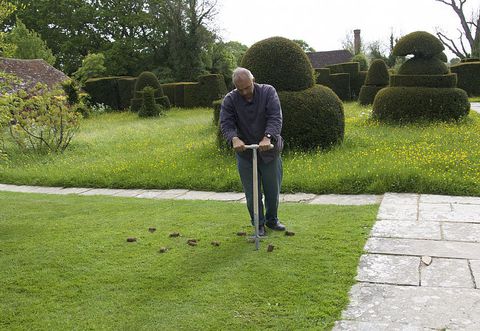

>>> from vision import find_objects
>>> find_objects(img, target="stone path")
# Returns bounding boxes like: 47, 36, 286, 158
471, 102, 480, 114
334, 193, 480, 330
0, 183, 381, 205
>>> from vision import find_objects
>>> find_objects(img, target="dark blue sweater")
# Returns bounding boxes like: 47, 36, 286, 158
220, 83, 283, 163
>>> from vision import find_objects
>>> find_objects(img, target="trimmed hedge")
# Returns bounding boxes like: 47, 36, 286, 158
184, 83, 200, 108
436, 52, 448, 63
372, 87, 470, 122
393, 31, 444, 57
327, 62, 359, 78
117, 77, 136, 110
84, 77, 120, 109
155, 96, 171, 109
390, 74, 457, 88
161, 83, 176, 106
174, 83, 186, 107
241, 36, 314, 91
279, 84, 344, 150
450, 61, 480, 96
359, 86, 386, 105
351, 54, 368, 71
134, 71, 162, 94
365, 59, 389, 86
138, 86, 161, 117
329, 73, 351, 101
315, 68, 331, 85
460, 58, 480, 63
196, 74, 228, 107
398, 57, 449, 75
212, 98, 222, 125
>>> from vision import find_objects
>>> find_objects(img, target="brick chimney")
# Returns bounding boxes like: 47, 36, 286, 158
354, 29, 361, 55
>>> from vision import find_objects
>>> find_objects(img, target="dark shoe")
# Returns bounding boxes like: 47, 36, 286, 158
266, 221, 286, 231
258, 225, 266, 237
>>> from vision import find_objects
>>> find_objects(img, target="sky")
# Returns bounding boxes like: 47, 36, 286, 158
216, 0, 478, 60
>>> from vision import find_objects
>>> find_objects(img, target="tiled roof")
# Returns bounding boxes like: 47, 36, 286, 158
0, 58, 69, 94
306, 50, 353, 69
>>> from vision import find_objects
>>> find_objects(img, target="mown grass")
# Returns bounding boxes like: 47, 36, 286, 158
1, 103, 480, 195
0, 191, 377, 330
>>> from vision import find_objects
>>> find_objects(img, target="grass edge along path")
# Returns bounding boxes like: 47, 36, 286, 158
0, 191, 378, 330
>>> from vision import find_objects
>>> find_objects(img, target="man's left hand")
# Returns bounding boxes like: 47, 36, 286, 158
258, 137, 273, 152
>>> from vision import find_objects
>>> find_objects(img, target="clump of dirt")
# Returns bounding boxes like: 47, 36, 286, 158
267, 244, 275, 252
169, 232, 180, 237
187, 239, 197, 246
237, 232, 247, 236
148, 227, 157, 233
159, 247, 168, 253
211, 241, 220, 247
285, 231, 295, 236
126, 237, 137, 242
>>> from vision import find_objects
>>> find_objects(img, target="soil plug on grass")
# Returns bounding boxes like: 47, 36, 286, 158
267, 244, 275, 252
126, 237, 137, 243
285, 231, 295, 236
211, 241, 220, 247
159, 247, 168, 253
169, 232, 180, 238
187, 240, 197, 247
237, 231, 247, 236
148, 227, 157, 233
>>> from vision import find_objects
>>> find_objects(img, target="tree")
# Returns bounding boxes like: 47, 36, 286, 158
73, 53, 106, 85
5, 18, 56, 64
0, 0, 16, 57
293, 39, 315, 52
224, 41, 248, 65
367, 40, 389, 63
435, 0, 480, 58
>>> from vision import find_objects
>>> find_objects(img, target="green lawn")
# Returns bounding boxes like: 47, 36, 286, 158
0, 191, 377, 330
2, 103, 480, 195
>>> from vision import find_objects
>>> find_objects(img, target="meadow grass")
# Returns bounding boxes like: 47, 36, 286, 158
1, 104, 480, 195
0, 191, 377, 330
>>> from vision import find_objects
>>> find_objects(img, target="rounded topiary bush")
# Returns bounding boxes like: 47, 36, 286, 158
351, 54, 368, 71
364, 59, 389, 86
450, 61, 480, 96
436, 52, 448, 63
390, 74, 457, 88
397, 57, 449, 75
241, 36, 314, 91
393, 31, 444, 57
279, 85, 344, 150
138, 86, 162, 117
372, 87, 469, 122
135, 71, 162, 95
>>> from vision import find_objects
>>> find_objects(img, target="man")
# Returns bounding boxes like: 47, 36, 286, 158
220, 67, 286, 236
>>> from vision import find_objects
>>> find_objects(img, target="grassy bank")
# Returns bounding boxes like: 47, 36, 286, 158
0, 191, 377, 330
1, 104, 480, 195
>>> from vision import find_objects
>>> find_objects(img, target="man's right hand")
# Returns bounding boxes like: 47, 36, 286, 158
232, 137, 246, 152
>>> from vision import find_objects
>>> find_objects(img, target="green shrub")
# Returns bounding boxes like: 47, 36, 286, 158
397, 57, 449, 75
241, 36, 314, 91
372, 87, 469, 122
130, 98, 143, 112
84, 77, 119, 109
196, 74, 227, 107
279, 85, 344, 150
393, 31, 444, 57
450, 61, 480, 96
155, 96, 170, 109
174, 83, 186, 107
134, 71, 162, 95
117, 77, 136, 110
390, 74, 457, 88
184, 83, 200, 108
365, 59, 389, 86
351, 71, 368, 100
358, 86, 386, 105
61, 79, 80, 105
436, 52, 448, 62
138, 86, 161, 117
161, 83, 176, 106
329, 73, 351, 101
351, 54, 368, 71
212, 98, 223, 125
315, 68, 330, 85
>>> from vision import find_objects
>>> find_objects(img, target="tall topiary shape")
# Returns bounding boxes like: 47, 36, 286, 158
358, 59, 389, 105
451, 59, 480, 96
373, 31, 469, 122
138, 86, 161, 117
234, 37, 344, 150
241, 36, 314, 92
131, 71, 169, 112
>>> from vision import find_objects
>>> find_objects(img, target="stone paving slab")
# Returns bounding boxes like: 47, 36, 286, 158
471, 260, 480, 288
204, 192, 245, 201
421, 258, 474, 288
112, 189, 146, 197
365, 237, 480, 259
381, 193, 419, 205
377, 203, 418, 221
136, 189, 189, 199
420, 194, 480, 205
340, 283, 480, 330
55, 187, 92, 195
79, 188, 125, 196
356, 254, 419, 285
371, 220, 441, 240
443, 222, 480, 243
309, 194, 382, 205
280, 193, 316, 203
419, 203, 480, 223
333, 320, 434, 331
173, 190, 216, 200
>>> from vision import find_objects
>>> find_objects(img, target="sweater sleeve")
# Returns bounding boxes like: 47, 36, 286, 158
264, 86, 283, 137
219, 94, 238, 145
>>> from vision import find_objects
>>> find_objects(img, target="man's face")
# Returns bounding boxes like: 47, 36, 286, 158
234, 75, 254, 101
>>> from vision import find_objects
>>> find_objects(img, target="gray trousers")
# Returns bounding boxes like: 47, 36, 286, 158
236, 154, 283, 226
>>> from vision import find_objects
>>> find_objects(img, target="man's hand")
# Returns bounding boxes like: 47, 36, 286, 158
259, 136, 273, 152
232, 137, 246, 152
